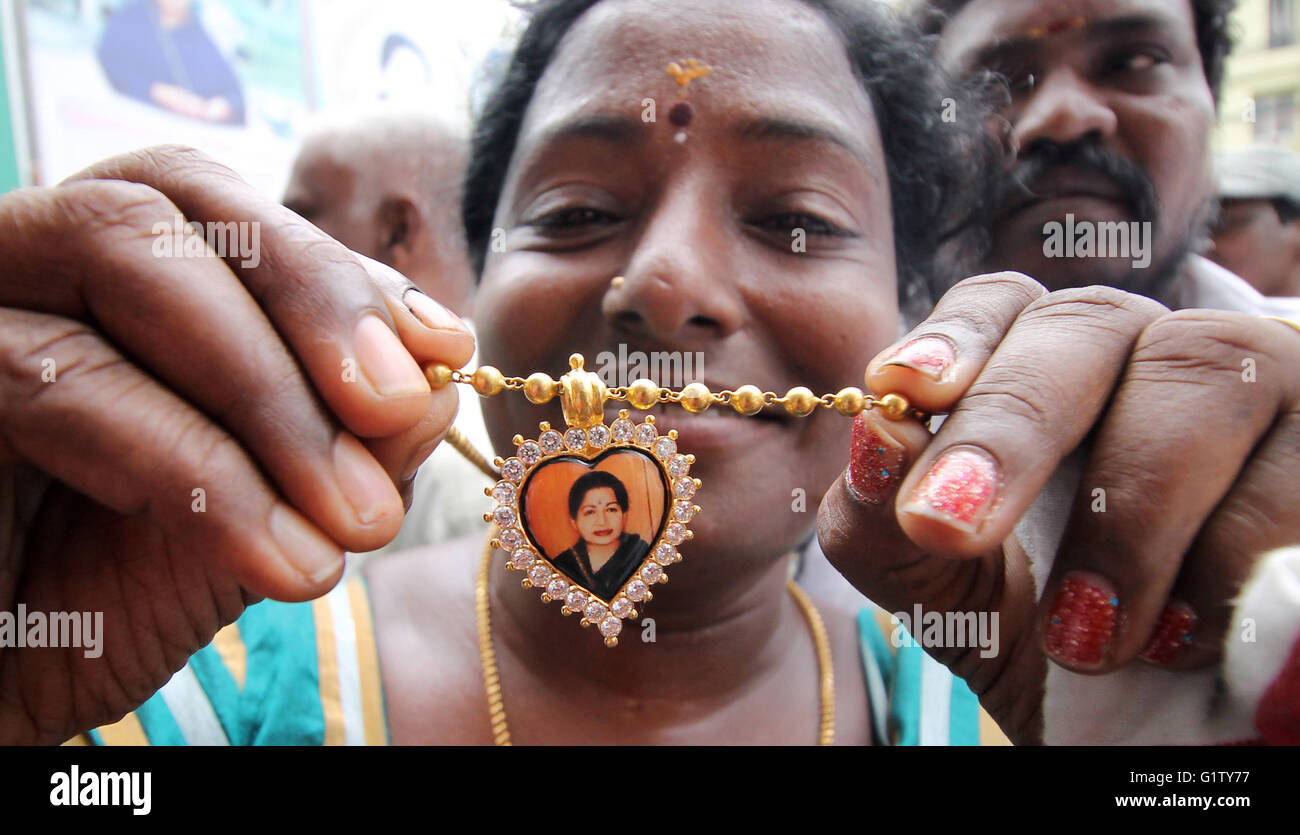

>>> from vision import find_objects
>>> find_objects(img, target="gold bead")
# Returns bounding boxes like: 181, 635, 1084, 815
832, 386, 866, 415
877, 393, 911, 421
425, 363, 454, 388
523, 372, 557, 404
628, 378, 661, 410
472, 366, 505, 397
680, 382, 712, 413
731, 384, 764, 416
783, 386, 817, 417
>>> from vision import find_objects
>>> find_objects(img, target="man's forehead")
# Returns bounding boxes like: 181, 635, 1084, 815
938, 0, 1196, 69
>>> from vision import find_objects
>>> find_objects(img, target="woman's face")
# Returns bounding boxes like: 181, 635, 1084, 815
475, 0, 901, 569
571, 487, 627, 547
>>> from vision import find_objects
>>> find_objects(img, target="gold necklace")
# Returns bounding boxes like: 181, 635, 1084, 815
475, 537, 836, 746
429, 352, 921, 649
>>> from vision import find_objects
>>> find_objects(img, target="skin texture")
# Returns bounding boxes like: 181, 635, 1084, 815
282, 116, 475, 316
937, 0, 1218, 298
1210, 199, 1300, 297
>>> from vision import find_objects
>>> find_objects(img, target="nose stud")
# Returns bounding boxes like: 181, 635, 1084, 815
611, 276, 625, 289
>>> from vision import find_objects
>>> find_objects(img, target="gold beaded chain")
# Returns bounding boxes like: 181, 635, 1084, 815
475, 537, 836, 746
426, 362, 926, 423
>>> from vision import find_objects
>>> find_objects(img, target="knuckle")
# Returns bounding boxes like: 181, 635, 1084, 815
1021, 284, 1168, 331
931, 272, 1047, 337
1133, 310, 1261, 376
956, 364, 1062, 437
57, 180, 179, 244
951, 271, 1048, 306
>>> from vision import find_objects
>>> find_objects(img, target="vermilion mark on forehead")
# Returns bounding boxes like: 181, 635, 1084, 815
1024, 16, 1087, 39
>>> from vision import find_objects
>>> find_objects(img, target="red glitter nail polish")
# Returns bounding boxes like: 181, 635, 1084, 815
1139, 603, 1197, 665
903, 447, 996, 529
846, 415, 905, 504
1045, 575, 1119, 667
881, 335, 956, 381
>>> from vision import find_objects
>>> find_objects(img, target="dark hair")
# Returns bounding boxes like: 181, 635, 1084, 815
1273, 197, 1300, 224
914, 0, 1236, 102
568, 471, 629, 519
462, 0, 998, 312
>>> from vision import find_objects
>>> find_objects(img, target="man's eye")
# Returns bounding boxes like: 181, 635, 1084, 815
1108, 49, 1168, 74
531, 207, 620, 228
755, 212, 844, 237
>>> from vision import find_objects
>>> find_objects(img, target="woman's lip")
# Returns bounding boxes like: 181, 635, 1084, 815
595, 529, 613, 536
657, 406, 787, 452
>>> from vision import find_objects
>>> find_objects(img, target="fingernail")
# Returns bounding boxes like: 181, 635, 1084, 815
1045, 573, 1119, 667
269, 504, 343, 585
1139, 602, 1197, 665
846, 414, 905, 504
900, 446, 997, 532
353, 313, 431, 397
334, 434, 401, 526
403, 288, 464, 331
881, 335, 956, 381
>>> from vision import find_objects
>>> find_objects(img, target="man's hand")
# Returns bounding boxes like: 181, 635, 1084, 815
818, 272, 1300, 744
0, 146, 474, 744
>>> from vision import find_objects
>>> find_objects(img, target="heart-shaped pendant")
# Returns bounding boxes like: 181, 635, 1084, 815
487, 408, 700, 647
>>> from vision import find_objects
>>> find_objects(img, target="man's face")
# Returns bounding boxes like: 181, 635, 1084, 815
1210, 199, 1300, 296
938, 0, 1218, 295
282, 140, 381, 260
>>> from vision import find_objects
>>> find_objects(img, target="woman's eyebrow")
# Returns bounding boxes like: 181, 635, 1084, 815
532, 113, 644, 151
734, 116, 874, 168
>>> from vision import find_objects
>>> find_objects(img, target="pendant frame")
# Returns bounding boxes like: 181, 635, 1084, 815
486, 409, 701, 647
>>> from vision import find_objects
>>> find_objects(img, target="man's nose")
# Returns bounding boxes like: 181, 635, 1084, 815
1011, 68, 1118, 153
602, 184, 745, 343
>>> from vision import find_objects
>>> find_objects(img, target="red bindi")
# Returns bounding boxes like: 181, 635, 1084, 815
668, 101, 694, 127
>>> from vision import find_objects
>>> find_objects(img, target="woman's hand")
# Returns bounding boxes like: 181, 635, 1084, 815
0, 146, 474, 744
817, 271, 1300, 744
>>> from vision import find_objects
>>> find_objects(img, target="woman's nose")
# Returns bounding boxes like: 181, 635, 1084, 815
602, 185, 746, 342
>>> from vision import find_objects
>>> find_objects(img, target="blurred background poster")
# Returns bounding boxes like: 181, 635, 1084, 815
22, 0, 310, 194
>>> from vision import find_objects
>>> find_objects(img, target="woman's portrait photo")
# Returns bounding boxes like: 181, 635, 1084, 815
520, 450, 666, 600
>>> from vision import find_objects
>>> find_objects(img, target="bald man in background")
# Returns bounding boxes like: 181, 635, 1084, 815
285, 112, 489, 552
283, 112, 475, 317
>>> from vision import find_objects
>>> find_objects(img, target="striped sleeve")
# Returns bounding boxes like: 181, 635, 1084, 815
858, 607, 1012, 746
88, 577, 387, 746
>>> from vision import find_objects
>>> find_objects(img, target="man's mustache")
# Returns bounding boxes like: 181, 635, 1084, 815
995, 140, 1160, 227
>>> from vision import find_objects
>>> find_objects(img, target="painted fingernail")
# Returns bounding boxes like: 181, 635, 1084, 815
334, 434, 402, 526
353, 313, 431, 397
1139, 603, 1197, 665
403, 288, 464, 331
846, 414, 905, 504
900, 447, 997, 532
1045, 573, 1119, 667
269, 504, 343, 585
881, 335, 956, 381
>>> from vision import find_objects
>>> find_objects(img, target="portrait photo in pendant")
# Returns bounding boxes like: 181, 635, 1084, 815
520, 448, 668, 601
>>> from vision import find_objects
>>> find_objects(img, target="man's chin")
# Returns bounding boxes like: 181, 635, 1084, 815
983, 246, 1187, 301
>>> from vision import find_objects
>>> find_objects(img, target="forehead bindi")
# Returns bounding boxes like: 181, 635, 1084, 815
519, 0, 877, 153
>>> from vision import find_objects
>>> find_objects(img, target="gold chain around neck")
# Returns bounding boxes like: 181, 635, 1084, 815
475, 538, 835, 746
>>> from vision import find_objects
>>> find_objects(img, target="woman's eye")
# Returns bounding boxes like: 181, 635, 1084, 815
754, 212, 844, 237
530, 207, 620, 229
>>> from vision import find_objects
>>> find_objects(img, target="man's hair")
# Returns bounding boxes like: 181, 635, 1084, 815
568, 471, 629, 519
462, 0, 999, 313
914, 0, 1236, 101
